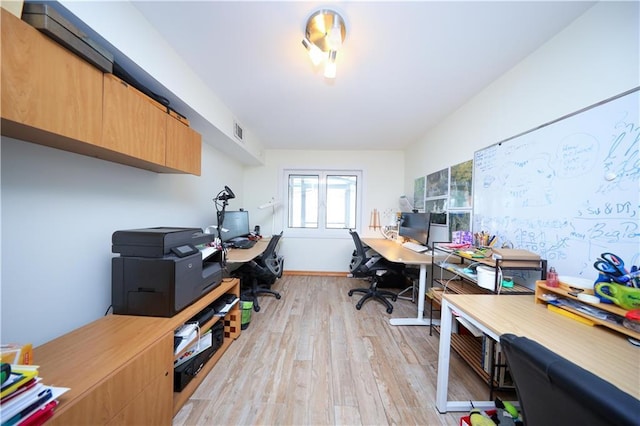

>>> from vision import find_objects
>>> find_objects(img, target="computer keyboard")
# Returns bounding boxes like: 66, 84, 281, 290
230, 238, 256, 249
402, 241, 430, 253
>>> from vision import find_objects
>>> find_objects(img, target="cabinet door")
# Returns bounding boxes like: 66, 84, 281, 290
105, 375, 173, 426
165, 117, 202, 175
102, 74, 166, 165
48, 333, 174, 426
0, 9, 102, 143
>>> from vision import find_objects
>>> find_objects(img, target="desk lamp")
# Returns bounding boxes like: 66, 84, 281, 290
213, 186, 235, 241
258, 197, 282, 234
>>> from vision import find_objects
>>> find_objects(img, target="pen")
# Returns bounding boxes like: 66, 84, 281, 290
20, 400, 58, 426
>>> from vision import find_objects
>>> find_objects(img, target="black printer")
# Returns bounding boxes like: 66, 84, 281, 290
111, 227, 223, 317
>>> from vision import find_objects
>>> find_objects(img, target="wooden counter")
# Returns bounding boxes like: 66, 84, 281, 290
34, 278, 241, 425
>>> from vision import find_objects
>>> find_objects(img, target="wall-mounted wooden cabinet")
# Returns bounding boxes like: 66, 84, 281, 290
166, 116, 202, 175
1, 8, 103, 145
0, 9, 201, 175
102, 73, 167, 165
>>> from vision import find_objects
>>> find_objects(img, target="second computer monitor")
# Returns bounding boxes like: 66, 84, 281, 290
427, 212, 449, 247
221, 210, 250, 241
398, 212, 430, 246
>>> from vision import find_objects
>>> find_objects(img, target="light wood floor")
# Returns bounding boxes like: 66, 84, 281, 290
173, 275, 492, 425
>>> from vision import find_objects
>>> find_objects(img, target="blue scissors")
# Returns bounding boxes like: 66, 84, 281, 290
593, 253, 639, 287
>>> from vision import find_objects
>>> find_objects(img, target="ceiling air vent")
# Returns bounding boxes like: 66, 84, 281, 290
233, 120, 244, 142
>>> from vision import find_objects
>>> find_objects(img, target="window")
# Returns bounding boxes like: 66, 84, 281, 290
284, 169, 362, 237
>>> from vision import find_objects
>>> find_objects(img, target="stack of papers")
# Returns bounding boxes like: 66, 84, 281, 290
174, 331, 213, 368
200, 246, 218, 261
173, 323, 200, 355
213, 297, 239, 317
1, 364, 69, 425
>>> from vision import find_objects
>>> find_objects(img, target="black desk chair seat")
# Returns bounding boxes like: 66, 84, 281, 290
347, 229, 404, 314
500, 333, 640, 426
237, 232, 284, 312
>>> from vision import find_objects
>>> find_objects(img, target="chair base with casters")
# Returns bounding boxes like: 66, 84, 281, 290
348, 273, 398, 314
240, 270, 281, 312
347, 229, 404, 314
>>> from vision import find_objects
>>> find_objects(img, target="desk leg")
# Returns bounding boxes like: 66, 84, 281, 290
435, 299, 498, 414
390, 264, 440, 326
436, 298, 453, 412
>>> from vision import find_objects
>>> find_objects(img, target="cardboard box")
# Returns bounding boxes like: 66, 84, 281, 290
1, 343, 33, 365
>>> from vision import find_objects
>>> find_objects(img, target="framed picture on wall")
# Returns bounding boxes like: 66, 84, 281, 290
449, 160, 473, 208
425, 198, 448, 214
426, 168, 449, 198
449, 211, 471, 233
413, 176, 425, 210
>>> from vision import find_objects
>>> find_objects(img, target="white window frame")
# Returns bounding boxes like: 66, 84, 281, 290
282, 168, 363, 238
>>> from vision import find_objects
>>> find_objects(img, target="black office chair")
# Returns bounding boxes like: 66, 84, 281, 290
347, 229, 404, 314
500, 333, 640, 426
237, 232, 284, 312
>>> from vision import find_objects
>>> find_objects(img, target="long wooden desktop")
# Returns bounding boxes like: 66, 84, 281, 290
362, 238, 441, 326
436, 293, 639, 413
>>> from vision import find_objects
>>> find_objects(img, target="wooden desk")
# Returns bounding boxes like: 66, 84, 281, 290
435, 294, 639, 413
363, 238, 439, 326
225, 239, 269, 263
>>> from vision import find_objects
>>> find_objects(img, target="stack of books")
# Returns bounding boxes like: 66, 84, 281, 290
0, 364, 68, 426
480, 337, 514, 389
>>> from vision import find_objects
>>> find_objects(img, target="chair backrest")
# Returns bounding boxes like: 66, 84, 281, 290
500, 333, 640, 426
260, 231, 284, 277
348, 229, 368, 274
348, 229, 385, 276
261, 231, 282, 258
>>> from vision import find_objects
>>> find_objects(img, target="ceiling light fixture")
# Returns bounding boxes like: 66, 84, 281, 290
301, 9, 346, 79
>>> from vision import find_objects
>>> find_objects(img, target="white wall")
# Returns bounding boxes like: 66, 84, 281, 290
1, 138, 244, 346
243, 149, 405, 272
404, 1, 640, 192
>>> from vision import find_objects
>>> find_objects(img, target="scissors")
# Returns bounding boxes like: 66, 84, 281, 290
593, 253, 639, 287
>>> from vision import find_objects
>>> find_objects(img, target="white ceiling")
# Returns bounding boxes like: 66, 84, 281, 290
130, 1, 596, 151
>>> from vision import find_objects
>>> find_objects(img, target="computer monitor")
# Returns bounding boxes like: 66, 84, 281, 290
398, 212, 430, 246
220, 210, 250, 241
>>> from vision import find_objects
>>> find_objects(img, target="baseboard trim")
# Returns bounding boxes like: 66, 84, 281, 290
283, 270, 347, 277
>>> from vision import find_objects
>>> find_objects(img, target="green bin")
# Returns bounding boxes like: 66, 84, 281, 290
240, 300, 253, 330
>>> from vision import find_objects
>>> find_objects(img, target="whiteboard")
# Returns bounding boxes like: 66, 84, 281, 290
473, 88, 639, 278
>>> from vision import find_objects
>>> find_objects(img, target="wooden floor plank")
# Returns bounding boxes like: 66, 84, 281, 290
173, 275, 498, 425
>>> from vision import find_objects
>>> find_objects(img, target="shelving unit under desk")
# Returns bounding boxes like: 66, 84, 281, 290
429, 245, 545, 400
